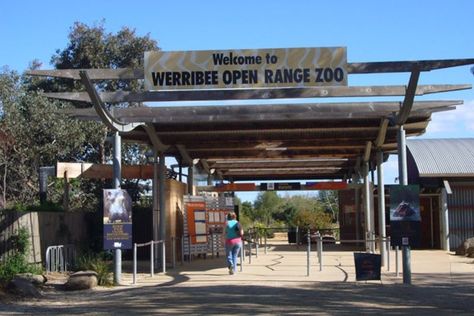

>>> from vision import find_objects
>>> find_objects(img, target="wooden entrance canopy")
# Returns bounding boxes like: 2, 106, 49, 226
28, 58, 474, 182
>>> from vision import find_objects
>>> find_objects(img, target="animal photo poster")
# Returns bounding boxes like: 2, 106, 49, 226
389, 185, 421, 222
103, 189, 132, 224
103, 189, 133, 250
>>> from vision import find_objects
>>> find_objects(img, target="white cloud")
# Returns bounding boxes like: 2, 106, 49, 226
424, 100, 474, 137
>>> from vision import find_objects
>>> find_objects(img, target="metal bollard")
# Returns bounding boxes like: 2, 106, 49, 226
255, 242, 259, 258
211, 234, 214, 258
307, 229, 311, 276
133, 243, 137, 285
248, 241, 252, 264
239, 246, 243, 272
387, 237, 391, 271
181, 236, 185, 265
188, 236, 192, 263
264, 233, 267, 254
172, 237, 176, 269
317, 233, 323, 271
395, 246, 399, 277
150, 241, 154, 277
162, 241, 166, 274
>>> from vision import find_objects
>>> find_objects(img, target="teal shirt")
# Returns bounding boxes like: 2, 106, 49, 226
226, 219, 240, 239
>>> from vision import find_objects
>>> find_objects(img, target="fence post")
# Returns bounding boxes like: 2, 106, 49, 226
395, 246, 399, 277
387, 237, 391, 271
133, 243, 137, 285
211, 233, 215, 258
248, 241, 252, 264
172, 237, 176, 269
317, 232, 323, 271
150, 241, 154, 277
188, 235, 192, 263
264, 230, 267, 255
181, 236, 184, 265
59, 246, 64, 272
162, 241, 166, 274
307, 229, 311, 276
45, 247, 51, 273
239, 245, 243, 272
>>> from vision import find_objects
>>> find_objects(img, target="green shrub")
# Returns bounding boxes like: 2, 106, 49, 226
0, 227, 43, 285
75, 252, 113, 286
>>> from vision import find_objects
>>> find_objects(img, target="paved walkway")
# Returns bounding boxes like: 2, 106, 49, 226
2, 241, 474, 315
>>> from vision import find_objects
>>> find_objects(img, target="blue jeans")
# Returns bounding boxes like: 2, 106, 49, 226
225, 241, 242, 273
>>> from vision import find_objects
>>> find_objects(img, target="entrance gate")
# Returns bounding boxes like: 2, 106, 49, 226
28, 49, 474, 284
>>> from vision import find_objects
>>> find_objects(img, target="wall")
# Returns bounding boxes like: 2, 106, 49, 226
0, 211, 42, 264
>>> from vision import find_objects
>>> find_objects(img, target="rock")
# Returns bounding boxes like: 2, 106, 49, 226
65, 271, 98, 291
15, 273, 47, 286
6, 276, 42, 298
456, 237, 474, 257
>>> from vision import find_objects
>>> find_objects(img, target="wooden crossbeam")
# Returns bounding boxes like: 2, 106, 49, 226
396, 67, 421, 125
26, 58, 474, 80
43, 85, 471, 103
63, 100, 461, 124
56, 162, 154, 179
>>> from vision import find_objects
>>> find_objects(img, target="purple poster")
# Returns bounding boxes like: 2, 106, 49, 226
103, 189, 132, 250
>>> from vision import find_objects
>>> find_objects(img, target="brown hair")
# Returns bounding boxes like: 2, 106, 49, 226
227, 212, 237, 220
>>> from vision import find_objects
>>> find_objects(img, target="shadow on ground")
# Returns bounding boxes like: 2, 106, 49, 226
2, 280, 474, 315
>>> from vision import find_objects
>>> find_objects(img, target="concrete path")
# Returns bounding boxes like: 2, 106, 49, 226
2, 242, 474, 315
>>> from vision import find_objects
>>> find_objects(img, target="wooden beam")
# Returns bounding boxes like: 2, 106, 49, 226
348, 58, 474, 74
79, 71, 143, 132
176, 145, 193, 167
63, 100, 462, 124
374, 118, 390, 148
57, 162, 154, 179
44, 84, 471, 103
396, 67, 421, 125
142, 123, 168, 152
26, 58, 474, 80
363, 141, 372, 163
27, 68, 144, 80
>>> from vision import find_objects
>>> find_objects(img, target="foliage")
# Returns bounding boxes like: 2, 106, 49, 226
318, 190, 339, 222
0, 227, 42, 285
253, 191, 283, 226
0, 21, 160, 211
239, 191, 340, 230
75, 252, 113, 286
292, 209, 333, 230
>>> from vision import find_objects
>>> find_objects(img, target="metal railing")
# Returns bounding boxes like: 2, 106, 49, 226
132, 239, 165, 285
45, 244, 76, 273
315, 235, 392, 272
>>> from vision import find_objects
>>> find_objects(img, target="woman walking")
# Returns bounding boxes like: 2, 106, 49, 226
224, 212, 243, 274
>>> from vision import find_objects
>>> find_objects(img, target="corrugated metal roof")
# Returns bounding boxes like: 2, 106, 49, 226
407, 139, 474, 177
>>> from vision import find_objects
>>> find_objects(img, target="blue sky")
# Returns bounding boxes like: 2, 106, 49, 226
1, 1, 473, 202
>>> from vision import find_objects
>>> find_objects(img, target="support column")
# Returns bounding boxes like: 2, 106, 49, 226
377, 150, 387, 266
397, 126, 408, 186
397, 125, 411, 284
363, 162, 372, 251
113, 132, 122, 285
159, 152, 166, 268
440, 188, 450, 251
152, 149, 159, 268
187, 166, 194, 195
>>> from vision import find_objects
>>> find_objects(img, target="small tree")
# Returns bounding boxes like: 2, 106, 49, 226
0, 227, 42, 285
293, 209, 333, 231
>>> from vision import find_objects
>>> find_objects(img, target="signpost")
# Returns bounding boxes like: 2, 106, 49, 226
390, 184, 420, 285
103, 189, 133, 250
